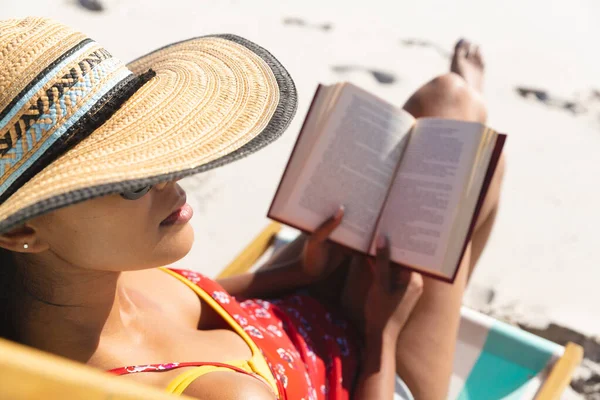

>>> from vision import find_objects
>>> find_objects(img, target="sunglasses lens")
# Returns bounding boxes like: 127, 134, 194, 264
120, 185, 152, 200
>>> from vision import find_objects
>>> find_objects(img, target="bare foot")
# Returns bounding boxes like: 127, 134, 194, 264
450, 39, 485, 92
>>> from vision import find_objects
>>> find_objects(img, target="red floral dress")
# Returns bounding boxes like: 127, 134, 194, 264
108, 268, 360, 400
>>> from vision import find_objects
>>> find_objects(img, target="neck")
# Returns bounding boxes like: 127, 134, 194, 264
10, 253, 130, 363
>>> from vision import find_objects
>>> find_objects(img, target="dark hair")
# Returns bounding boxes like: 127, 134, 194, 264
0, 246, 17, 339
0, 247, 16, 288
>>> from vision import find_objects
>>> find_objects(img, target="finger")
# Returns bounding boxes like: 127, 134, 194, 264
374, 233, 391, 290
328, 242, 352, 265
312, 205, 344, 243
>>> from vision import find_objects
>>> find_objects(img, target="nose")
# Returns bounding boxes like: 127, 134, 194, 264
153, 179, 181, 191
154, 181, 170, 191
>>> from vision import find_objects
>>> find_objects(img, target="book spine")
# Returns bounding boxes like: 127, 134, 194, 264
365, 126, 416, 255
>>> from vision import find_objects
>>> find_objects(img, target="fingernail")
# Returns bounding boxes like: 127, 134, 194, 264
376, 233, 387, 249
335, 205, 345, 218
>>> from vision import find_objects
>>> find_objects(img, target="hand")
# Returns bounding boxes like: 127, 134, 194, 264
365, 235, 423, 339
302, 206, 349, 280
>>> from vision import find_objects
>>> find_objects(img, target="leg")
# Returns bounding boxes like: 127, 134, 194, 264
394, 40, 505, 399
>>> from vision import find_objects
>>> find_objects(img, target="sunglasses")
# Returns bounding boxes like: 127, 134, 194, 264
120, 185, 153, 200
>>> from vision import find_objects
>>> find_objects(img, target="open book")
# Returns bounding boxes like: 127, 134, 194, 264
268, 83, 506, 282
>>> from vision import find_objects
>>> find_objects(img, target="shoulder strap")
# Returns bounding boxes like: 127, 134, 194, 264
108, 361, 251, 376
159, 267, 280, 395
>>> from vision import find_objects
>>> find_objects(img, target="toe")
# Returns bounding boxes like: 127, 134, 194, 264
451, 38, 469, 73
466, 43, 478, 59
456, 40, 473, 58
473, 47, 485, 68
451, 40, 468, 74
455, 38, 470, 56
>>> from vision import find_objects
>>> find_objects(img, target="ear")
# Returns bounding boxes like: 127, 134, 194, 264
0, 225, 50, 254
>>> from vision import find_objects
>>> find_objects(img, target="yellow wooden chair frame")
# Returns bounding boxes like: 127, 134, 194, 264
0, 221, 583, 399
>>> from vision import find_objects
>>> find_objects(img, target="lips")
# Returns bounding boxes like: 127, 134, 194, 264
161, 193, 187, 224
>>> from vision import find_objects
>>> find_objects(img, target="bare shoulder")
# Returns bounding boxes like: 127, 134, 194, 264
182, 371, 277, 400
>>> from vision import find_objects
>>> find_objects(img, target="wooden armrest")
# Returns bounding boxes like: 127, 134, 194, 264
536, 342, 584, 400
218, 221, 282, 278
0, 338, 194, 400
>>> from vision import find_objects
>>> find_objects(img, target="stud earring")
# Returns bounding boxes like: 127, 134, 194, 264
23, 243, 29, 249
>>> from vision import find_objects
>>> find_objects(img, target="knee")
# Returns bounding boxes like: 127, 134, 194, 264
406, 272, 424, 297
428, 73, 480, 107
428, 72, 467, 94
408, 72, 487, 122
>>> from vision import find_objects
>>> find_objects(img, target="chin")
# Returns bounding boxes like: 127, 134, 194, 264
158, 223, 195, 266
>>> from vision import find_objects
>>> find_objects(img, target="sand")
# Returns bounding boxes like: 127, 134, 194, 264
2, 0, 599, 396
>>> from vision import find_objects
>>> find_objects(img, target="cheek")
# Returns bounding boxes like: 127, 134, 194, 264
52, 218, 146, 270
45, 204, 194, 271
42, 203, 146, 270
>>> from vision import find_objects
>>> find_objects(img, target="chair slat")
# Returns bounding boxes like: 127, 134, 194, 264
536, 342, 584, 400
0, 338, 194, 400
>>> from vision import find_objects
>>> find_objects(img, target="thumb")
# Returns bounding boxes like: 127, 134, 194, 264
374, 233, 391, 291
312, 205, 344, 243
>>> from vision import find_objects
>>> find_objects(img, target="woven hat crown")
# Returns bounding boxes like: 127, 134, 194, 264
0, 17, 150, 205
1, 18, 86, 112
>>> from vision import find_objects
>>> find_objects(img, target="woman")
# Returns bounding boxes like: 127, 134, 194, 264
0, 17, 503, 399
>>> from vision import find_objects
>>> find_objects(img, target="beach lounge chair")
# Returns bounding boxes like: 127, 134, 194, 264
221, 222, 584, 400
0, 222, 583, 399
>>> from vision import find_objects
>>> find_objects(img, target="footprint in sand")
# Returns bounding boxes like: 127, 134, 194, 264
515, 87, 588, 115
283, 17, 332, 32
331, 65, 397, 85
400, 38, 452, 59
76, 0, 104, 12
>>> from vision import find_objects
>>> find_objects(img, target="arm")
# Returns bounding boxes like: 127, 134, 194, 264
216, 253, 313, 299
217, 208, 348, 299
354, 235, 423, 400
354, 331, 399, 399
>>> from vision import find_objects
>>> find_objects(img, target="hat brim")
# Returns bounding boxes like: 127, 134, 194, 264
0, 34, 297, 234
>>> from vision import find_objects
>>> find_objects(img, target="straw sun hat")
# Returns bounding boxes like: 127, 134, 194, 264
0, 17, 297, 234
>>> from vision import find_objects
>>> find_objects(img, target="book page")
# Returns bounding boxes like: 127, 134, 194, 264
269, 83, 415, 253
370, 118, 485, 277
271, 84, 342, 210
